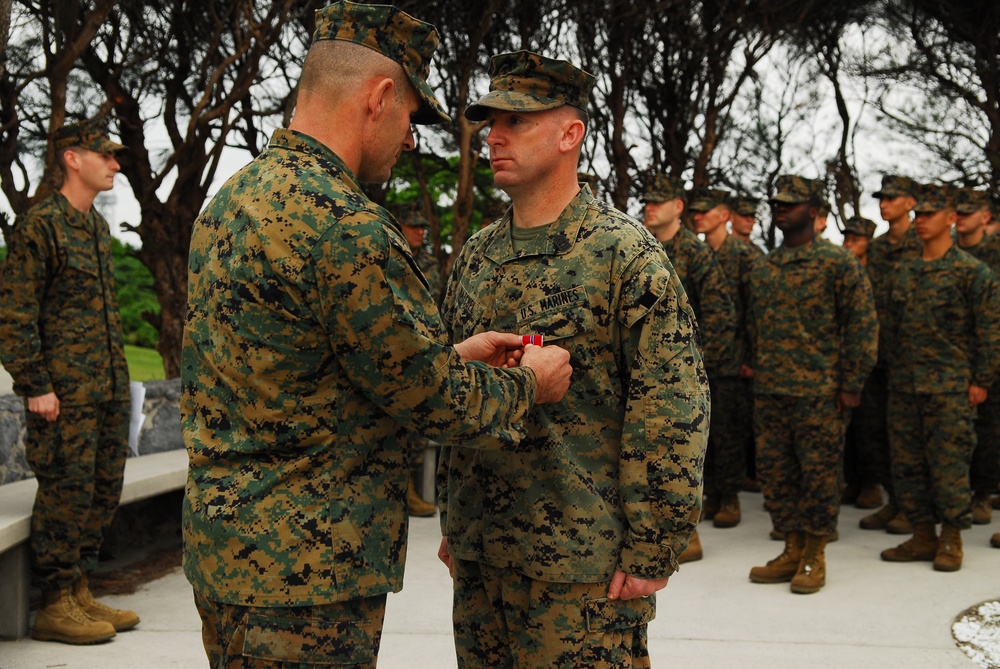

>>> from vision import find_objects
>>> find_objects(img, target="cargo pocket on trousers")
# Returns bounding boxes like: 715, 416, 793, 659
583, 596, 656, 633
243, 612, 375, 665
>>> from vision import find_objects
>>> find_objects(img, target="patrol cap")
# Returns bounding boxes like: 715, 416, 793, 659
954, 187, 991, 215
817, 201, 832, 216
842, 216, 876, 238
312, 1, 449, 125
729, 195, 760, 217
465, 50, 595, 122
642, 173, 685, 203
872, 175, 916, 199
397, 202, 430, 228
688, 188, 731, 213
912, 183, 957, 213
769, 175, 825, 204
52, 117, 125, 154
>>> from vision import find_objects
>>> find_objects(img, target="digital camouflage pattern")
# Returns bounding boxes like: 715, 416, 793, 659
312, 0, 449, 125
843, 216, 876, 238
755, 394, 845, 535
181, 129, 543, 608
888, 391, 978, 529
747, 238, 878, 397
768, 175, 826, 204
24, 402, 129, 590
452, 558, 653, 669
885, 246, 1000, 395
866, 226, 922, 368
872, 174, 916, 200
660, 226, 738, 377
195, 590, 387, 668
465, 50, 595, 121
641, 174, 684, 203
0, 192, 130, 404
438, 186, 709, 583
955, 187, 991, 215
52, 116, 125, 154
912, 182, 958, 213
703, 235, 757, 495
729, 194, 760, 217
748, 234, 876, 539
957, 231, 1000, 496
688, 188, 730, 213
0, 190, 131, 592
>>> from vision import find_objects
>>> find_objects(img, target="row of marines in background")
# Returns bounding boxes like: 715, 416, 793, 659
403, 171, 1000, 596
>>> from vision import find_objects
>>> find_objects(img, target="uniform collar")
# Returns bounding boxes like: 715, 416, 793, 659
483, 185, 595, 263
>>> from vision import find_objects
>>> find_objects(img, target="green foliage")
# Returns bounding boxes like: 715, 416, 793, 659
125, 345, 165, 382
112, 239, 160, 348
385, 152, 505, 247
0, 244, 6, 262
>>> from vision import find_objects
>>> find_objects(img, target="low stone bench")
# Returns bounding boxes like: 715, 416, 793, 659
0, 448, 188, 639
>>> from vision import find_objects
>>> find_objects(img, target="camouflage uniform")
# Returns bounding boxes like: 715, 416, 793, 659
689, 188, 750, 497
748, 176, 878, 536
955, 188, 1000, 503
442, 51, 709, 669
0, 135, 130, 591
885, 184, 1000, 529
840, 216, 880, 492
859, 176, 923, 500
729, 195, 765, 258
182, 5, 539, 667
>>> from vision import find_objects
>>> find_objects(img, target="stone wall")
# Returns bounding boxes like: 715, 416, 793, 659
0, 378, 183, 485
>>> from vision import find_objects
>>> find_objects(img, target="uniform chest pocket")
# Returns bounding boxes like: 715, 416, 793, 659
517, 290, 615, 411
64, 253, 100, 278
385, 235, 448, 343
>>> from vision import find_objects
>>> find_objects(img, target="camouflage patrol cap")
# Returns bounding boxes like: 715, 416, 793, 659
769, 175, 825, 204
397, 202, 430, 228
912, 183, 957, 213
312, 1, 449, 125
688, 188, 731, 213
842, 216, 877, 238
729, 195, 760, 217
817, 201, 832, 216
465, 50, 595, 122
872, 175, 916, 199
642, 174, 685, 203
52, 117, 125, 154
954, 187, 991, 215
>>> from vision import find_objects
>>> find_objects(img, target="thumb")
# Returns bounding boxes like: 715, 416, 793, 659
607, 570, 627, 600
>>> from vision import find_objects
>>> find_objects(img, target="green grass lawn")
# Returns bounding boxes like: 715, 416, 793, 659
125, 345, 166, 381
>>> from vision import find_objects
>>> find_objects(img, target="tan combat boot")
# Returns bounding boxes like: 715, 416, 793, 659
859, 502, 898, 530
991, 532, 1000, 548
678, 529, 703, 564
701, 493, 721, 522
855, 484, 883, 509
972, 492, 992, 525
750, 530, 803, 583
32, 587, 116, 644
933, 523, 963, 572
886, 509, 913, 534
790, 533, 828, 594
74, 574, 140, 632
713, 493, 741, 528
880, 522, 937, 562
407, 474, 436, 517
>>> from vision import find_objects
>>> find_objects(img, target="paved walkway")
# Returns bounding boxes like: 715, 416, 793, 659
1, 495, 997, 668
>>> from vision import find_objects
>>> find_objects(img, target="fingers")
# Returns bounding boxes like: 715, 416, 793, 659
606, 570, 627, 600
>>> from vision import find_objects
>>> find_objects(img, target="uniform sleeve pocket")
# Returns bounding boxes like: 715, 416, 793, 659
583, 596, 655, 633
243, 612, 376, 664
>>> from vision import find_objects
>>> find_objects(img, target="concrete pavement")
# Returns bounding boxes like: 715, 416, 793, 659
1, 495, 997, 668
